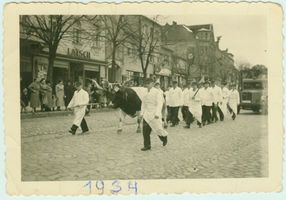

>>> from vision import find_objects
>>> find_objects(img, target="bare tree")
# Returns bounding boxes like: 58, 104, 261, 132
87, 15, 132, 82
20, 15, 83, 83
127, 15, 162, 78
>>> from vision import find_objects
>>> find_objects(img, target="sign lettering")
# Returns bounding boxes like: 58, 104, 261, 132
67, 48, 91, 59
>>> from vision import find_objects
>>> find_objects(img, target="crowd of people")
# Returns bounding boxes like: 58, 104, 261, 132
163, 79, 240, 129
20, 77, 112, 113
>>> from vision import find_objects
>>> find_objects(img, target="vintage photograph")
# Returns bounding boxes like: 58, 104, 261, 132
20, 14, 269, 181
4, 2, 283, 195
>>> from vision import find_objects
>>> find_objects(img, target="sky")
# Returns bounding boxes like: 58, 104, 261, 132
155, 15, 268, 68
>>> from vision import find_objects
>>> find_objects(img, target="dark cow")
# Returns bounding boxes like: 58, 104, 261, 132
112, 85, 147, 133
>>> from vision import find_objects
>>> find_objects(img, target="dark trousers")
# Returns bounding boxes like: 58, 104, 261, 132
182, 106, 194, 126
166, 106, 171, 123
80, 117, 89, 132
169, 106, 179, 125
71, 117, 89, 133
217, 105, 224, 121
181, 106, 188, 122
143, 119, 152, 148
202, 105, 212, 125
211, 103, 218, 122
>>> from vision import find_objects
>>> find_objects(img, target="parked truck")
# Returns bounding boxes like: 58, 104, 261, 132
240, 78, 268, 114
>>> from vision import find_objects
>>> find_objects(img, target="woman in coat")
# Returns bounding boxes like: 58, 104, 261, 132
228, 83, 240, 120
28, 78, 41, 113
55, 80, 65, 111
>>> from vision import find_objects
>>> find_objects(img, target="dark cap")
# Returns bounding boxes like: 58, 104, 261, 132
75, 81, 82, 87
144, 78, 154, 84
172, 80, 178, 84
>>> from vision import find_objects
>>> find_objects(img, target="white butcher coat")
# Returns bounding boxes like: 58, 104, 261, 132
67, 89, 89, 126
188, 88, 202, 123
168, 87, 183, 107
141, 87, 168, 136
200, 87, 214, 106
228, 89, 240, 115
182, 88, 191, 106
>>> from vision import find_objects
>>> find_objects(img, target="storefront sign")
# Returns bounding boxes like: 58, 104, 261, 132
67, 48, 91, 59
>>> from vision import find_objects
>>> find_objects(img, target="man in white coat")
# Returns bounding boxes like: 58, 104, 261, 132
168, 80, 183, 127
228, 83, 240, 120
154, 81, 168, 128
182, 83, 193, 128
68, 81, 89, 135
188, 82, 202, 128
200, 81, 214, 126
211, 80, 224, 122
140, 78, 168, 151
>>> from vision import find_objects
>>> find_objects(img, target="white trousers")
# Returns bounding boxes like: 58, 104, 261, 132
73, 107, 86, 126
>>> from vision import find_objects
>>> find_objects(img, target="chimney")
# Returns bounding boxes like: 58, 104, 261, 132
172, 21, 177, 25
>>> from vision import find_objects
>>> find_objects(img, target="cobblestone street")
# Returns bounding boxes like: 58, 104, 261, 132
21, 110, 268, 181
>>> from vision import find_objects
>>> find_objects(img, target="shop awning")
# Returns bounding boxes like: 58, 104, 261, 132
85, 64, 100, 71
158, 68, 171, 76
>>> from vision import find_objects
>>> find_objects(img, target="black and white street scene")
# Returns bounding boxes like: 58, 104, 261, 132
20, 15, 268, 181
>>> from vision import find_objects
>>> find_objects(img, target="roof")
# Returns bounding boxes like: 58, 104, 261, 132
188, 24, 213, 33
163, 23, 196, 42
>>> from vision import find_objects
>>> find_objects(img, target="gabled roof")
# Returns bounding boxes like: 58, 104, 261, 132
163, 23, 195, 42
188, 24, 213, 33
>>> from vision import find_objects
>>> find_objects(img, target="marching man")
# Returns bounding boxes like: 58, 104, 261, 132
228, 83, 240, 120
211, 80, 224, 122
168, 80, 183, 127
200, 81, 214, 125
188, 82, 202, 128
68, 81, 89, 135
140, 78, 168, 151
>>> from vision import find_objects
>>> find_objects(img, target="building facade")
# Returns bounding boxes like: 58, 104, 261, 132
20, 16, 107, 88
20, 15, 238, 89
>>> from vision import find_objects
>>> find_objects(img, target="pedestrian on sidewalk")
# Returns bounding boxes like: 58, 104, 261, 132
21, 88, 29, 113
55, 80, 65, 111
28, 78, 41, 113
168, 80, 183, 127
68, 81, 90, 135
221, 81, 230, 116
64, 80, 75, 111
228, 83, 240, 120
140, 78, 168, 151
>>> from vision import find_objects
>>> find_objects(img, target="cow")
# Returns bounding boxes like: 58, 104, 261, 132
111, 85, 147, 133
89, 79, 167, 133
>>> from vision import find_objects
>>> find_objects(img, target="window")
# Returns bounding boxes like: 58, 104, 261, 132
73, 28, 81, 44
127, 47, 131, 55
95, 34, 100, 47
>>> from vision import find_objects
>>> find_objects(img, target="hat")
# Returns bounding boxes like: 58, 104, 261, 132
154, 80, 160, 86
144, 78, 154, 84
75, 81, 82, 87
204, 81, 210, 84
172, 80, 178, 84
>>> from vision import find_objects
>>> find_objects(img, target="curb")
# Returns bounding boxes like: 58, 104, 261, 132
21, 108, 114, 119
